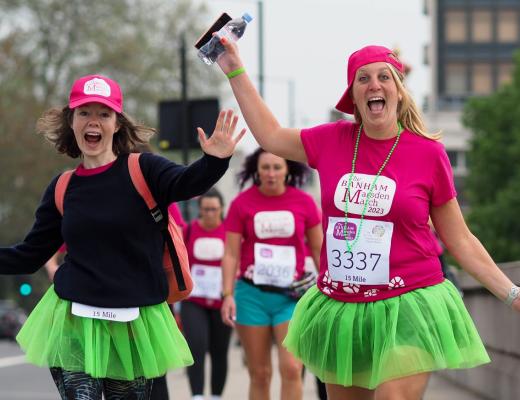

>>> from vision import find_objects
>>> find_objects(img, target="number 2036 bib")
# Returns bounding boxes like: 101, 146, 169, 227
326, 216, 393, 285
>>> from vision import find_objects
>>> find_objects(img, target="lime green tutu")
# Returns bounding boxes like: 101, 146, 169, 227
16, 286, 193, 380
283, 279, 490, 389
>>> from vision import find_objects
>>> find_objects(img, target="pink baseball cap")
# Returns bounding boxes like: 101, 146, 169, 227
68, 74, 123, 113
335, 45, 404, 114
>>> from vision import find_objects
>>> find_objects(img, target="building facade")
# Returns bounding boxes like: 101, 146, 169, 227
424, 0, 520, 207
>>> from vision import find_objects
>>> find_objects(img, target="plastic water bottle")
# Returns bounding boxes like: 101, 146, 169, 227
198, 13, 253, 65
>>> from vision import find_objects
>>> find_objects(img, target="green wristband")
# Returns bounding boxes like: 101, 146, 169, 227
226, 67, 245, 79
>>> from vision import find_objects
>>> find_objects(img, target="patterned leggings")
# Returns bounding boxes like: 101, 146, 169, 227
50, 368, 153, 400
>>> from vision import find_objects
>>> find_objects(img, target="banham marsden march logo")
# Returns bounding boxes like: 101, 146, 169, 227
83, 78, 111, 97
259, 248, 273, 258
333, 221, 356, 241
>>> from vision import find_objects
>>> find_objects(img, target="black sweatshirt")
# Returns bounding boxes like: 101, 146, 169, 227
0, 152, 230, 307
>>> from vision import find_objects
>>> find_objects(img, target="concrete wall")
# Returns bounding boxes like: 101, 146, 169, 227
440, 262, 520, 400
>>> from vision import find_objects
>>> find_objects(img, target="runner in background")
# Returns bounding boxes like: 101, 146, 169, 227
180, 188, 231, 400
220, 148, 322, 400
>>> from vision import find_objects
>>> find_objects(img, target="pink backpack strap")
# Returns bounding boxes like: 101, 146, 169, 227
54, 170, 75, 216
128, 153, 160, 213
127, 153, 189, 294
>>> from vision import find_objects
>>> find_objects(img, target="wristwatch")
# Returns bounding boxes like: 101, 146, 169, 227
504, 285, 520, 307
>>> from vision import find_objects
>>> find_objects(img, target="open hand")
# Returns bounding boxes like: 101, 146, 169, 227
198, 109, 246, 158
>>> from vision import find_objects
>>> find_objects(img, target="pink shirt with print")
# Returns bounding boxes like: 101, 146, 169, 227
301, 120, 456, 302
184, 220, 226, 309
225, 185, 321, 283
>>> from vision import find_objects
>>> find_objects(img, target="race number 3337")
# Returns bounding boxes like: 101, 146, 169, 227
326, 216, 393, 285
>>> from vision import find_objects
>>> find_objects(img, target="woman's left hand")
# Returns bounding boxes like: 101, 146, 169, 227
512, 296, 520, 313
198, 109, 246, 158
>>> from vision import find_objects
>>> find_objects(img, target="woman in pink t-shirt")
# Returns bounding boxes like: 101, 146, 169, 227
215, 39, 520, 400
221, 148, 322, 400
180, 189, 231, 400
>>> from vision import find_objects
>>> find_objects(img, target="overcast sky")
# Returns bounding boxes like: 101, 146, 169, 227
199, 0, 430, 150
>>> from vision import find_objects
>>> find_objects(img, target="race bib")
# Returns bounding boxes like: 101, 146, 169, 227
71, 302, 139, 322
334, 173, 396, 216
253, 243, 296, 287
193, 238, 224, 261
190, 264, 222, 300
326, 216, 393, 285
254, 211, 295, 239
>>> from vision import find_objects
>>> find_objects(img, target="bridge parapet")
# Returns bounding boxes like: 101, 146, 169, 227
440, 262, 520, 400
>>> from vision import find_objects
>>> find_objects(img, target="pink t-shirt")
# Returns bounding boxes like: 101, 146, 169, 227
184, 220, 226, 309
225, 185, 321, 283
301, 120, 456, 302
168, 203, 187, 229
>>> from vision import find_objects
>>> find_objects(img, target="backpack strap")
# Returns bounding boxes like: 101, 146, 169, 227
54, 170, 75, 216
127, 153, 187, 290
128, 153, 163, 222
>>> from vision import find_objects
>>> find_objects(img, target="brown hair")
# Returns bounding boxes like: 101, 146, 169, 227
36, 106, 155, 158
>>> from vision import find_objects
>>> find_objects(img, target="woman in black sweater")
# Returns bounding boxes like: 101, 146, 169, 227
0, 74, 245, 400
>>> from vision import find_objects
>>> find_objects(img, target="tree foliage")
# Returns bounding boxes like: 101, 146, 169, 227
0, 0, 223, 300
0, 0, 221, 243
462, 51, 520, 263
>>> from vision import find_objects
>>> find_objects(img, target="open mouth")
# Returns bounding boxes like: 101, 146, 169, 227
367, 97, 385, 112
84, 133, 102, 144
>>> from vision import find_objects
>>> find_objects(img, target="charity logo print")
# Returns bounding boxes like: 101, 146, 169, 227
333, 173, 396, 216
254, 211, 295, 239
83, 78, 111, 97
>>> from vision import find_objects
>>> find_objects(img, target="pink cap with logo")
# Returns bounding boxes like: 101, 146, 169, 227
335, 45, 404, 114
68, 74, 123, 113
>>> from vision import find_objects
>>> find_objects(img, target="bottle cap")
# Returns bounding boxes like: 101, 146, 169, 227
242, 13, 253, 23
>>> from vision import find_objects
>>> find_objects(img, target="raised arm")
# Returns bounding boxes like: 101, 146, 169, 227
217, 37, 307, 163
431, 198, 520, 312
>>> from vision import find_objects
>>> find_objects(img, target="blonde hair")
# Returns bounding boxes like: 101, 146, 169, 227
353, 64, 441, 140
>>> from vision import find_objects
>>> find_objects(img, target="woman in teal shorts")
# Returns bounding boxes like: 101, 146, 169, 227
221, 148, 322, 400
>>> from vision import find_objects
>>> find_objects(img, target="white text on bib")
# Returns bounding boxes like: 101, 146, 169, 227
193, 238, 224, 261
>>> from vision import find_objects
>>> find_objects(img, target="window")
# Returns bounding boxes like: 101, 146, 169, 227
447, 150, 459, 168
472, 63, 493, 94
472, 10, 492, 42
445, 10, 467, 42
498, 10, 518, 43
445, 63, 467, 95
498, 63, 514, 87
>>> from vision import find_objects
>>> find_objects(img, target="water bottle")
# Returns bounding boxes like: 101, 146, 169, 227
198, 13, 253, 65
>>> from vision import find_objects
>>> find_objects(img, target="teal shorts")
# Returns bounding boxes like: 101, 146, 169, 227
235, 279, 297, 326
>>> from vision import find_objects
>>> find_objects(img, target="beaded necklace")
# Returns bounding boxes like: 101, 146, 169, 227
343, 122, 403, 252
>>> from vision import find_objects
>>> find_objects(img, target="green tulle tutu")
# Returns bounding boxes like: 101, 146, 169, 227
283, 279, 490, 389
16, 286, 193, 380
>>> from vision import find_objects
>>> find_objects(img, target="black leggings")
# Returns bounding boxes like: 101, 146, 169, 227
180, 301, 232, 396
50, 367, 153, 400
